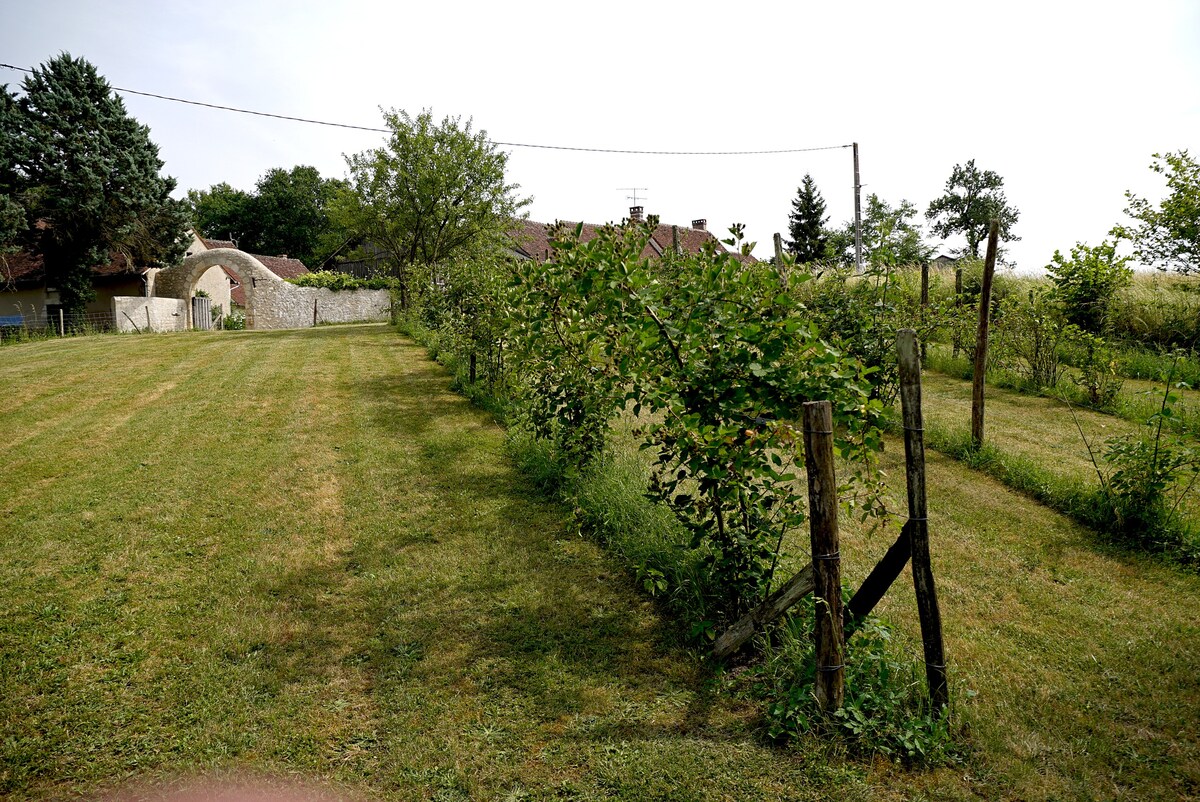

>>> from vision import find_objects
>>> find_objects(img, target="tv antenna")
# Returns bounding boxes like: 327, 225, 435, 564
617, 187, 649, 205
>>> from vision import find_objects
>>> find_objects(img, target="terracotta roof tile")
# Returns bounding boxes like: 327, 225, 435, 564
510, 217, 756, 264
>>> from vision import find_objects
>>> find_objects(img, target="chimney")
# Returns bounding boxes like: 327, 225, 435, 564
692, 218, 707, 231
629, 205, 644, 223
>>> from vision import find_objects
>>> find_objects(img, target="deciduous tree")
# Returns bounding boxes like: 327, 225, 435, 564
925, 159, 1019, 258
339, 108, 529, 306
1114, 150, 1200, 274
5, 54, 188, 319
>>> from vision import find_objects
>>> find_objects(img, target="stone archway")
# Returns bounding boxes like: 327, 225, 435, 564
152, 248, 284, 329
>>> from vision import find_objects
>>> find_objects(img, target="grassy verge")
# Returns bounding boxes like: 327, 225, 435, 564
4, 325, 1199, 800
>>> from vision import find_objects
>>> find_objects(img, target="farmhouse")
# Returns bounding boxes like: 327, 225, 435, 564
510, 206, 757, 264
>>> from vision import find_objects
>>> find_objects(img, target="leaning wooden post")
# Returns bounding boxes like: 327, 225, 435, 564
971, 221, 1000, 448
802, 401, 845, 712
898, 329, 948, 711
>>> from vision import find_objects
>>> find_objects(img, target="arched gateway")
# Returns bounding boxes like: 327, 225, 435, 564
152, 248, 283, 329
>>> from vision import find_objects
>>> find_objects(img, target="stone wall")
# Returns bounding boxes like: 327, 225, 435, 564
253, 282, 392, 329
151, 248, 391, 330
112, 296, 187, 333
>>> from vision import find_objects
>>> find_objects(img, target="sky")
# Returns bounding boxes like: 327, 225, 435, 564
2, 0, 1198, 271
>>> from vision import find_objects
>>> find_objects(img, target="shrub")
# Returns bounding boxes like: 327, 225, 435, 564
288, 271, 399, 291
1046, 240, 1131, 334
757, 598, 958, 764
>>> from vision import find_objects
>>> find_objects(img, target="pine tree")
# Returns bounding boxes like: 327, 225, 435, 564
8, 54, 188, 320
785, 174, 829, 264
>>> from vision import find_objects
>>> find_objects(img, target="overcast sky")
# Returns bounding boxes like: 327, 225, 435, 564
3, 0, 1198, 270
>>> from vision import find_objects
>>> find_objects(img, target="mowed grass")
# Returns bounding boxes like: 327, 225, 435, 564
1, 325, 874, 801
2, 326, 1199, 801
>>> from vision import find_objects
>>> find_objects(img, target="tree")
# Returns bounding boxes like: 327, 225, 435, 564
187, 166, 351, 267
340, 108, 530, 306
860, 194, 931, 267
1114, 150, 1200, 274
1046, 240, 1131, 334
825, 194, 930, 268
5, 54, 188, 320
186, 182, 254, 245
925, 159, 1019, 258
785, 174, 828, 263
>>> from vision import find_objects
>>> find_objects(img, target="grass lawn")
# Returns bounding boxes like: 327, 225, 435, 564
1, 324, 1198, 800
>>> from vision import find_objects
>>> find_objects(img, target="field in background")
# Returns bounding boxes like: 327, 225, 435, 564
0, 325, 1197, 800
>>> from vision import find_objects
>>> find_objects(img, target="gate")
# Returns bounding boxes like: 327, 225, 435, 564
192, 296, 212, 330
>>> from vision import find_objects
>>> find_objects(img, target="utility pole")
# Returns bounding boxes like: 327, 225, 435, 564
853, 142, 863, 272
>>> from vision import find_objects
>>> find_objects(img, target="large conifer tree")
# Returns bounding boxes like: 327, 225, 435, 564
785, 174, 829, 264
6, 54, 188, 320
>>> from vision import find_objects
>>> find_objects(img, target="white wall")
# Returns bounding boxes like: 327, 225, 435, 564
112, 296, 188, 333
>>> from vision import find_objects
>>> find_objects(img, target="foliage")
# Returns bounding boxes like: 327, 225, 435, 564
187, 166, 350, 267
1069, 332, 1124, 407
1045, 239, 1131, 334
222, 309, 246, 330
287, 270, 398, 291
3, 54, 189, 321
785, 174, 829, 264
340, 108, 529, 307
511, 220, 886, 622
991, 291, 1073, 391
759, 600, 957, 764
840, 193, 932, 268
1089, 367, 1200, 549
925, 159, 1020, 258
1115, 150, 1200, 274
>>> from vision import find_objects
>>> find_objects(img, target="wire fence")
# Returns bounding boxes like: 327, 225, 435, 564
0, 309, 116, 341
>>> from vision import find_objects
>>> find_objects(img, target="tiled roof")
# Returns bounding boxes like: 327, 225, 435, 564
251, 254, 309, 280
1, 250, 145, 286
509, 217, 756, 264
201, 238, 237, 250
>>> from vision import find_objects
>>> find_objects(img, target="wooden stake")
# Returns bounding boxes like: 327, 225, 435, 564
844, 520, 911, 629
712, 562, 814, 660
898, 329, 948, 711
802, 400, 844, 712
313, 298, 318, 327
59, 308, 64, 337
920, 262, 930, 362
772, 232, 788, 287
952, 266, 963, 358
971, 221, 1000, 448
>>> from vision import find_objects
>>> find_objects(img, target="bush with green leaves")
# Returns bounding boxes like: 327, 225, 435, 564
758, 599, 957, 764
288, 271, 399, 291
1046, 240, 1131, 334
1069, 331, 1124, 407
991, 290, 1074, 391
511, 220, 886, 622
1092, 374, 1200, 554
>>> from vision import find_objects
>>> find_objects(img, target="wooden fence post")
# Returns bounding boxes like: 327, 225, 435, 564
313, 298, 318, 327
952, 266, 963, 358
971, 220, 1000, 448
920, 262, 929, 362
802, 400, 844, 712
897, 329, 948, 711
773, 232, 788, 288
58, 308, 65, 337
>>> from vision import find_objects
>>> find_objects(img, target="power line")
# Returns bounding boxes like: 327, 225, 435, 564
1, 62, 852, 157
